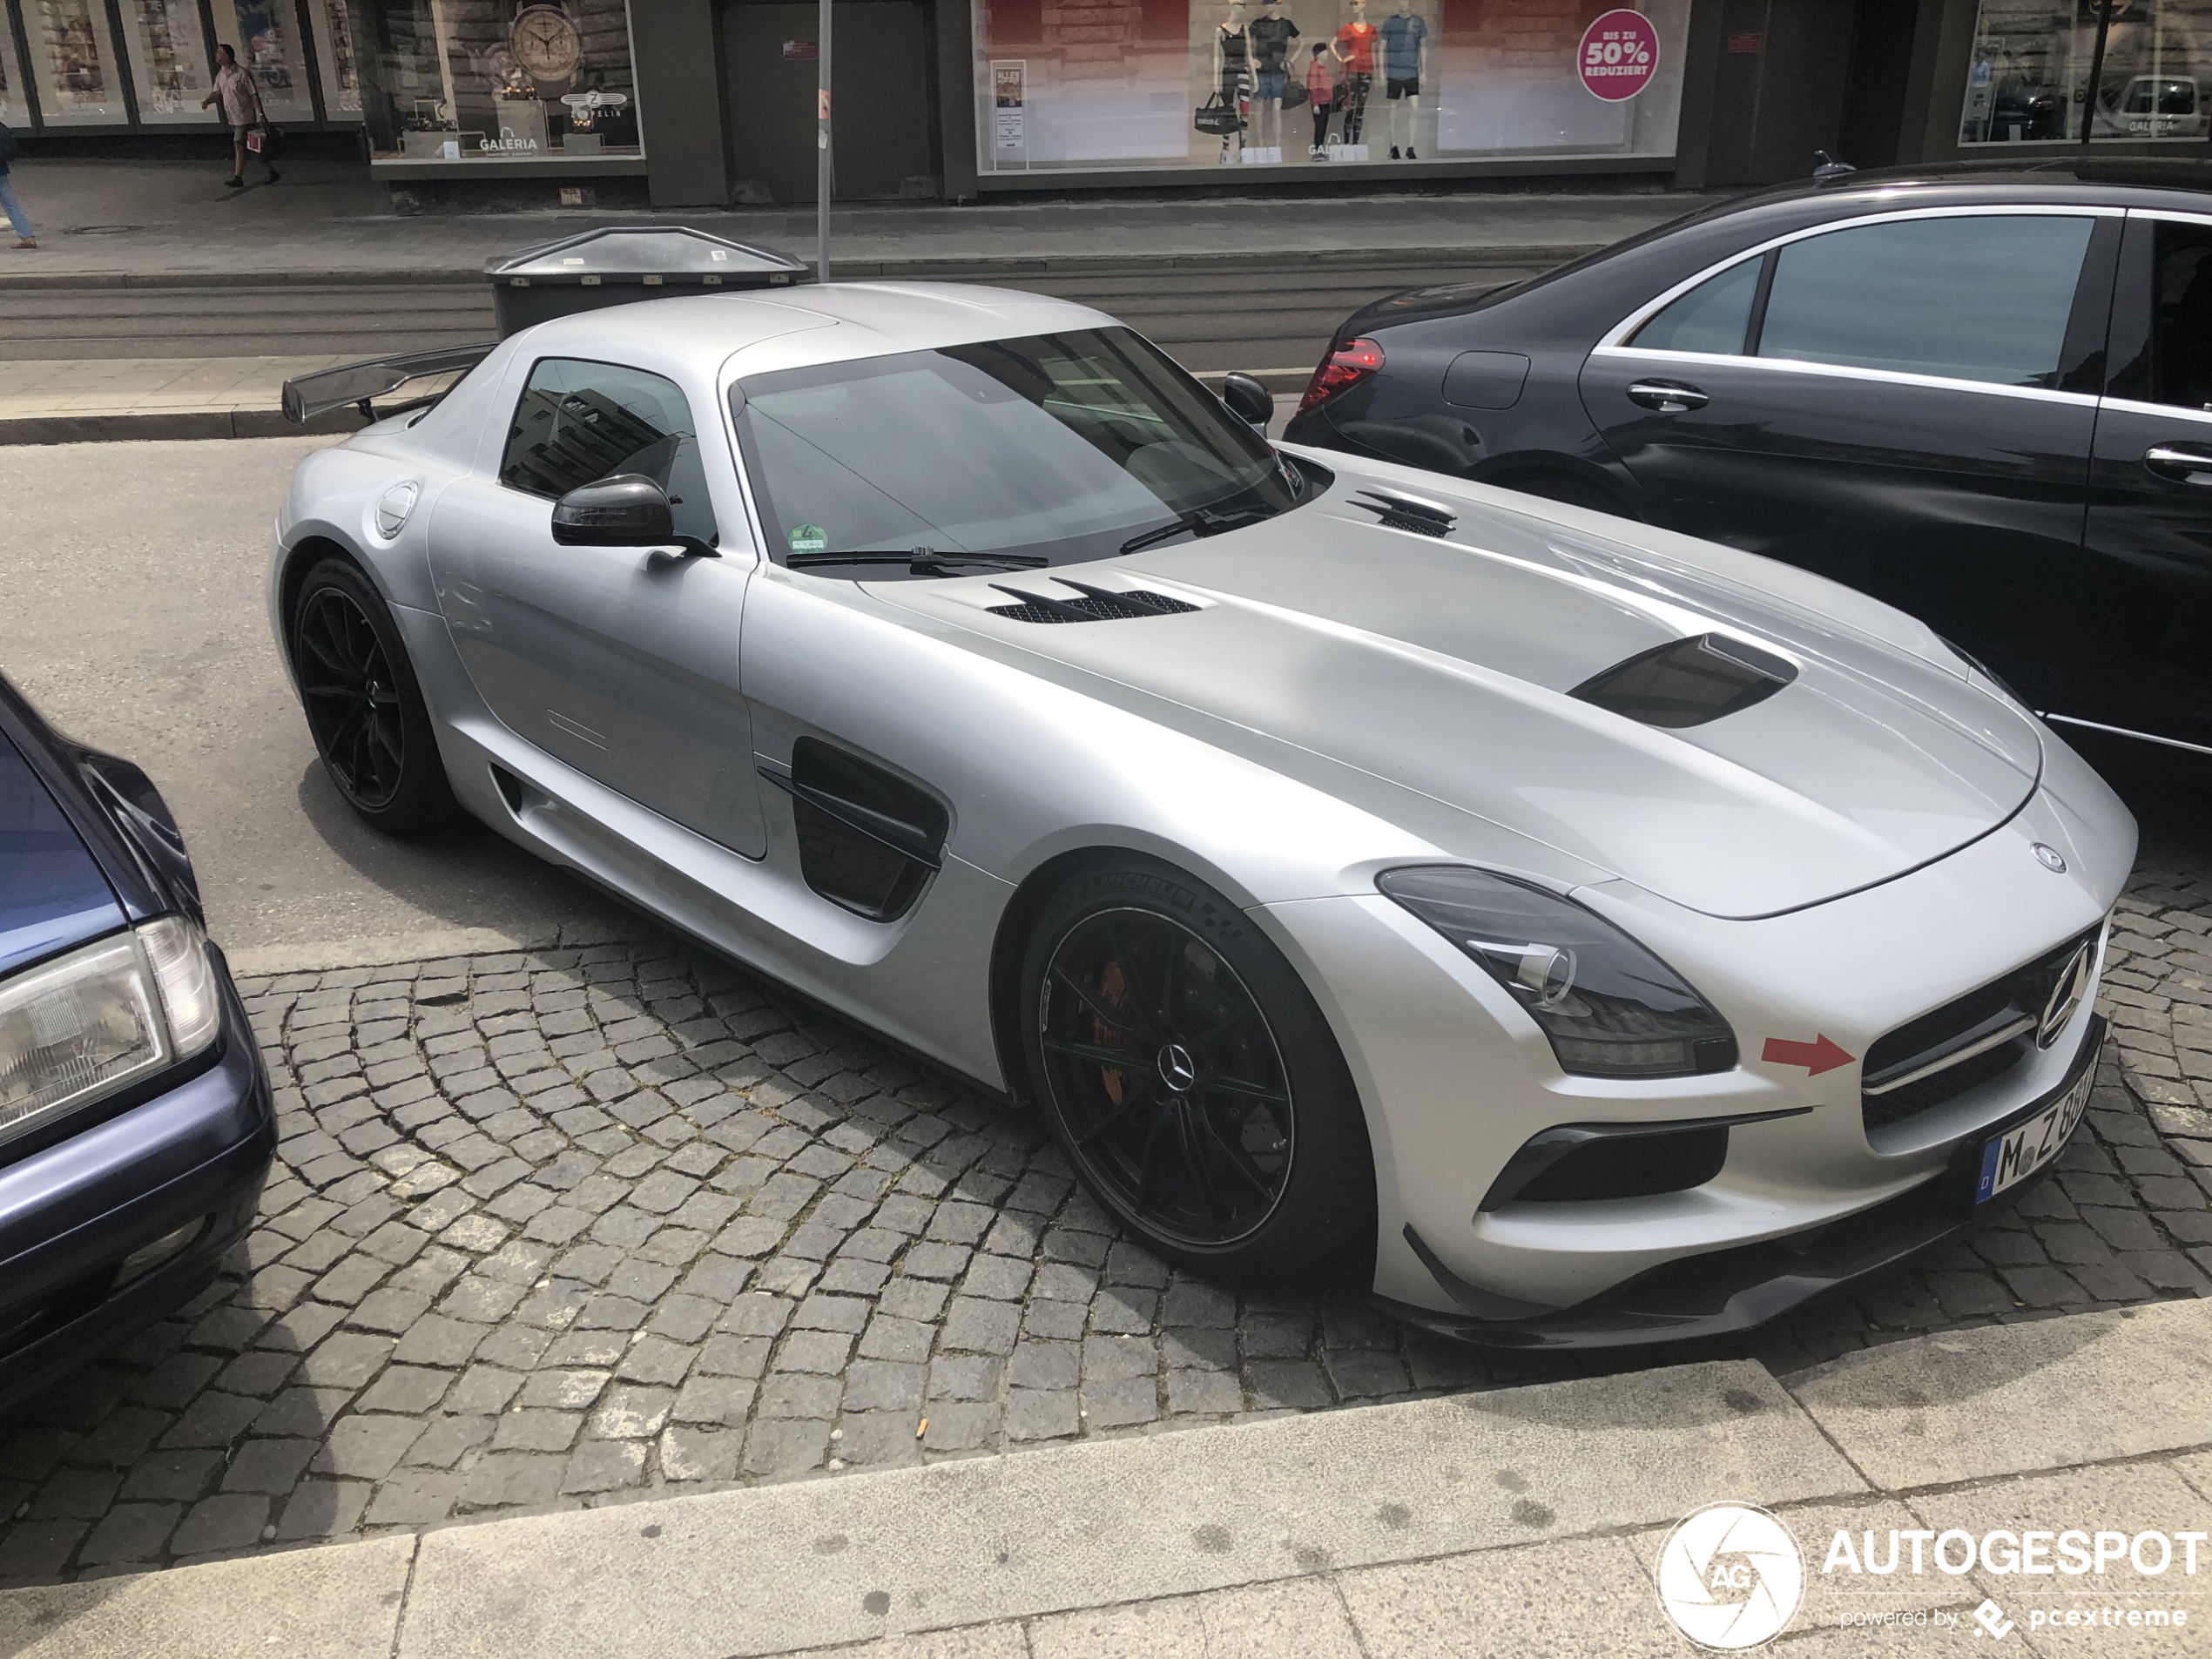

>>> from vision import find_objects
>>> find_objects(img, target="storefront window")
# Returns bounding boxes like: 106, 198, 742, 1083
225, 2, 313, 120
975, 0, 1686, 176
24, 0, 125, 125
1961, 0, 2212, 144
116, 0, 216, 125
358, 0, 641, 165
0, 13, 25, 125
309, 0, 363, 116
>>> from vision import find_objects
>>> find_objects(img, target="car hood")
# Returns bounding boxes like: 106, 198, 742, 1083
0, 729, 126, 978
876, 483, 2043, 920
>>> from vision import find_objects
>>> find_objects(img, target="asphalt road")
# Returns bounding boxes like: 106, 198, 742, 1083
0, 261, 1534, 376
0, 436, 636, 956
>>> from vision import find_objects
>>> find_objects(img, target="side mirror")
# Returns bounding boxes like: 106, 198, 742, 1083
1221, 372, 1275, 430
550, 474, 718, 557
551, 473, 676, 546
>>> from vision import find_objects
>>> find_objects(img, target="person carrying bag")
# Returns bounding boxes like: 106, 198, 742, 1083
202, 43, 280, 189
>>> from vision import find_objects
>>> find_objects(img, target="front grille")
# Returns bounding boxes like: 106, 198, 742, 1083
1860, 927, 2100, 1136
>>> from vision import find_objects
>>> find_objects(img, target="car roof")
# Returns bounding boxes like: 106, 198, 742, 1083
1703, 156, 2212, 220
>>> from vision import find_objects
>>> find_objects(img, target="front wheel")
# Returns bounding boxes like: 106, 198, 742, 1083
1018, 856, 1373, 1280
289, 556, 457, 835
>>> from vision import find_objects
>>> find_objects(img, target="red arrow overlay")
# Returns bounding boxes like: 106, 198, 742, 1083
1761, 1034, 1854, 1076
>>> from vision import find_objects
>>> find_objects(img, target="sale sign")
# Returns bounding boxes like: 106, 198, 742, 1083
1578, 9, 1659, 102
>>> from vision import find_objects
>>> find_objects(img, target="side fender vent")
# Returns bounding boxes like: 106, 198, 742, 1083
987, 579, 1200, 624
1347, 489, 1457, 536
1569, 633, 1798, 729
759, 738, 948, 922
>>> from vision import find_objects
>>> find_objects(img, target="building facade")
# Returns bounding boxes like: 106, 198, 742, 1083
4, 0, 2209, 202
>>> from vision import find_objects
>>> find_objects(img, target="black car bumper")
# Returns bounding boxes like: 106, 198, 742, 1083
1383, 1022, 2103, 1351
0, 946, 274, 1413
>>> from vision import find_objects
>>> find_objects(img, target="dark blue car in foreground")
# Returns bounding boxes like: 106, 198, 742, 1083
0, 671, 271, 1412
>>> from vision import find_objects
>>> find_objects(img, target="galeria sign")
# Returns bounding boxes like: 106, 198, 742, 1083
1579, 9, 1659, 102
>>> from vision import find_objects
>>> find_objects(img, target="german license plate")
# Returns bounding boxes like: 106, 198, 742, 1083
1974, 1066, 2094, 1204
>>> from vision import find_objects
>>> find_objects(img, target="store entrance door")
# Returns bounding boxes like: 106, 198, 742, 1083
722, 1, 937, 203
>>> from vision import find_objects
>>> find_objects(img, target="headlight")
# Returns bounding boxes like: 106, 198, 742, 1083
0, 917, 221, 1147
1377, 867, 1737, 1078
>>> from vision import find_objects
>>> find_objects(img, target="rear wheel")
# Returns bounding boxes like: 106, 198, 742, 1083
289, 556, 457, 835
1019, 856, 1373, 1280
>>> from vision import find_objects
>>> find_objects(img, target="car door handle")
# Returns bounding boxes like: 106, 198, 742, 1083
1627, 381, 1710, 414
2143, 443, 2212, 485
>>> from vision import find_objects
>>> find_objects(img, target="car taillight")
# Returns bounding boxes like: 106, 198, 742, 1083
1299, 337, 1385, 412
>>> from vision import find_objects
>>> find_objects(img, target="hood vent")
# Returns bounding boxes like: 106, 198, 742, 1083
1570, 633, 1798, 729
988, 579, 1199, 624
1348, 489, 1457, 536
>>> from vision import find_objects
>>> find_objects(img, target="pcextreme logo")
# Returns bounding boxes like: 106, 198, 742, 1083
1655, 1501, 1806, 1650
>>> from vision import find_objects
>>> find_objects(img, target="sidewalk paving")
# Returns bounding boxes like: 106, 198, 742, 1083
0, 157, 1693, 287
0, 846, 2202, 1600
4, 1297, 2209, 1658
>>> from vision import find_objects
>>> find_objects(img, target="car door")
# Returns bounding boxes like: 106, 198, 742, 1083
428, 354, 767, 858
2076, 209, 2212, 751
1578, 208, 2118, 719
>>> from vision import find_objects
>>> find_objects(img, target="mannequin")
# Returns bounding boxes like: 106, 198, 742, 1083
1332, 0, 1378, 159
1380, 0, 1427, 158
1245, 0, 1299, 164
1212, 3, 1252, 165
1305, 41, 1334, 159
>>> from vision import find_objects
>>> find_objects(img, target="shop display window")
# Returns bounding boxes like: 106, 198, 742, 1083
225, 2, 313, 120
359, 0, 641, 165
309, 0, 362, 116
1961, 0, 2212, 144
0, 13, 25, 125
24, 0, 125, 125
976, 0, 1686, 175
117, 0, 216, 125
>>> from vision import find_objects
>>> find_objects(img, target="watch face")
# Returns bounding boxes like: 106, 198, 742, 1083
511, 6, 583, 81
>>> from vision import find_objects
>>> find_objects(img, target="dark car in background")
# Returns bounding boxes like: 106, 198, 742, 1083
1283, 159, 2212, 761
0, 672, 272, 1412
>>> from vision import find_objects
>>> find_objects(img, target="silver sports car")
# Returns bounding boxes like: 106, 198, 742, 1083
271, 282, 2135, 1346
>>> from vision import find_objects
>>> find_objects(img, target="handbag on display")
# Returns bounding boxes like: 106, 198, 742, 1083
1283, 78, 1309, 109
1193, 93, 1244, 136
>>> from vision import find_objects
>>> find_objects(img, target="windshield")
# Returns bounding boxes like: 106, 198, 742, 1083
730, 327, 1302, 573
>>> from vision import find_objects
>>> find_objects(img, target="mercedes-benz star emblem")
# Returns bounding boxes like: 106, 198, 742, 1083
1157, 1042, 1197, 1093
2033, 842, 2067, 873
2038, 941, 2094, 1049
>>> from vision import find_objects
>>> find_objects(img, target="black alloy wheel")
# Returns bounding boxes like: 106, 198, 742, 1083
290, 557, 457, 834
1021, 858, 1372, 1278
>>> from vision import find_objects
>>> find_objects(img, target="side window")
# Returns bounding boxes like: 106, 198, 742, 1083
499, 358, 717, 542
1756, 215, 2095, 388
2146, 219, 2212, 412
1629, 257, 1761, 355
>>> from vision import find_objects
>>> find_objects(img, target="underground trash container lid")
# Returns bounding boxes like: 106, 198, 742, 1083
485, 226, 809, 287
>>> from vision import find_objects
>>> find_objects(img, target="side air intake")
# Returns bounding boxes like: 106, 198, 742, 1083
1569, 633, 1798, 729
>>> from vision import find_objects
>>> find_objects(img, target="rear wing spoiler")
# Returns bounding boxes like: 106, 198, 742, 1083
282, 343, 496, 427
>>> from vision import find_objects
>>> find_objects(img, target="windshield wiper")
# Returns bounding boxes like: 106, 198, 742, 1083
1117, 504, 1277, 556
785, 548, 1050, 575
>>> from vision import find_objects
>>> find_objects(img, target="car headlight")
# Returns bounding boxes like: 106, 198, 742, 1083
1377, 867, 1738, 1078
0, 917, 221, 1147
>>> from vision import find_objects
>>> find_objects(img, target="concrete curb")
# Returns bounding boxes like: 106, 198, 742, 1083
0, 241, 1595, 293
6, 1298, 2207, 1659
226, 921, 656, 978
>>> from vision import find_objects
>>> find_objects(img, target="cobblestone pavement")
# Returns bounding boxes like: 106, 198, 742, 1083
1, 839, 2208, 1586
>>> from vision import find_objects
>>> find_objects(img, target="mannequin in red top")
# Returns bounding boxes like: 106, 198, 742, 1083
1332, 0, 1379, 156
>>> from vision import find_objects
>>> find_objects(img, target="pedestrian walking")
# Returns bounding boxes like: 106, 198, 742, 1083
0, 118, 33, 249
202, 44, 279, 189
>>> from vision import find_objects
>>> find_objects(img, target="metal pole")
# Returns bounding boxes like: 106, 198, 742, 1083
817, 0, 832, 281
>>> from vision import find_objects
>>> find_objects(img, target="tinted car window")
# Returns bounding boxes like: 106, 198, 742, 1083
500, 358, 716, 542
730, 327, 1298, 569
2147, 219, 2212, 411
1757, 215, 2095, 388
1630, 256, 1760, 355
